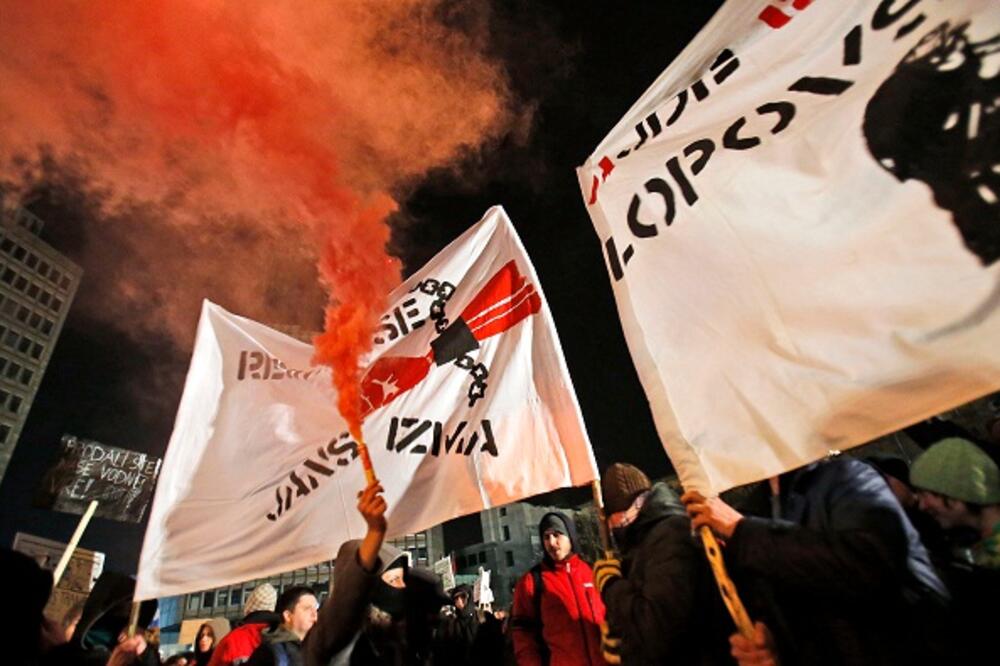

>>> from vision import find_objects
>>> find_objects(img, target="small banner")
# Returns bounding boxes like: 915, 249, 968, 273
35, 435, 162, 523
136, 206, 597, 600
578, 0, 1000, 494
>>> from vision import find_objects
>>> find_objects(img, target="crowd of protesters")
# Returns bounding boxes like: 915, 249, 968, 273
9, 419, 1000, 665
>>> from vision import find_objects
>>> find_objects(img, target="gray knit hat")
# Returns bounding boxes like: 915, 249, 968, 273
910, 437, 1000, 504
243, 583, 277, 615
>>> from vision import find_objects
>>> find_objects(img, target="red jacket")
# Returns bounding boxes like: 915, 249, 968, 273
511, 554, 606, 666
206, 621, 268, 666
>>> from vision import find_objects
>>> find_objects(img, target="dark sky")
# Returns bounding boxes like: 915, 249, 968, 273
0, 2, 725, 573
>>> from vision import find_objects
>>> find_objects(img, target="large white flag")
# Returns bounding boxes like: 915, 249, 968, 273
136, 206, 596, 600
578, 1, 1000, 494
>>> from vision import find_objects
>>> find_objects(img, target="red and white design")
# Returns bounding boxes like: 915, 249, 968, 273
759, 0, 815, 30
361, 260, 541, 416
136, 206, 597, 600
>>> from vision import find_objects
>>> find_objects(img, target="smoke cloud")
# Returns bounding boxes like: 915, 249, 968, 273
0, 0, 515, 431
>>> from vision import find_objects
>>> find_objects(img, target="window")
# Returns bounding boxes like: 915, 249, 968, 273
38, 261, 49, 276
502, 525, 510, 541
505, 551, 514, 566
8, 395, 21, 414
2, 268, 15, 284
27, 284, 38, 299
17, 337, 30, 354
29, 313, 40, 328
39, 291, 49, 306
19, 368, 32, 385
16, 306, 28, 323
0, 359, 6, 374
1, 300, 14, 315
51, 298, 62, 313
217, 590, 228, 607
6, 362, 19, 379
202, 591, 215, 607
50, 269, 61, 284
499, 507, 507, 517
4, 330, 16, 347
26, 254, 37, 269
0, 239, 12, 253
0, 424, 9, 444
477, 552, 487, 564
186, 595, 200, 612
13, 247, 25, 261
31, 343, 42, 359
0, 389, 8, 404
41, 319, 53, 335
60, 276, 71, 290
14, 276, 26, 291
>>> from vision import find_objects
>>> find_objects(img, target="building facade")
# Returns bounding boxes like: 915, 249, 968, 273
176, 525, 445, 623
0, 207, 81, 483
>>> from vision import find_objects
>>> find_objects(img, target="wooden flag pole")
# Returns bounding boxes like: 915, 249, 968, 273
589, 480, 614, 558
698, 525, 754, 639
126, 600, 141, 638
52, 499, 98, 587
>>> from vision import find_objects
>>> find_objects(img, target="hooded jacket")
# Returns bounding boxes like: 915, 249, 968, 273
510, 512, 605, 666
303, 540, 446, 666
601, 483, 734, 666
727, 457, 951, 665
208, 610, 281, 666
246, 625, 305, 666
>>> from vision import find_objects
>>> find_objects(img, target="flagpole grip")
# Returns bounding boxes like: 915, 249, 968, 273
53, 499, 98, 587
589, 480, 614, 558
699, 525, 754, 639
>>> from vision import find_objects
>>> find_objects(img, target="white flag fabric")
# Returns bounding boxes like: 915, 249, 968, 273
578, 1, 1000, 494
136, 206, 596, 600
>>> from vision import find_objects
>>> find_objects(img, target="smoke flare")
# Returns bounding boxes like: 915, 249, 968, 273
0, 0, 513, 436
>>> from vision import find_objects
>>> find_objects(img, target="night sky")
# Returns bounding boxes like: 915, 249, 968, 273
0, 2, 725, 573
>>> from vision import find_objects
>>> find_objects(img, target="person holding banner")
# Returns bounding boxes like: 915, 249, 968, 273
592, 464, 733, 665
684, 457, 951, 665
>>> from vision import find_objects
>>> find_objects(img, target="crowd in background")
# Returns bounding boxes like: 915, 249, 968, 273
8, 410, 1000, 665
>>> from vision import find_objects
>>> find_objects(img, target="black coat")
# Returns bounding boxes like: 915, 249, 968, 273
602, 483, 734, 666
727, 457, 951, 665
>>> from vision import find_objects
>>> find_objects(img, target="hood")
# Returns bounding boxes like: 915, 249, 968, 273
263, 625, 301, 645
72, 571, 157, 651
537, 511, 579, 563
376, 543, 408, 576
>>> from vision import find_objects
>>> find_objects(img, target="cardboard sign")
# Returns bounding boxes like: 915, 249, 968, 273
36, 435, 162, 523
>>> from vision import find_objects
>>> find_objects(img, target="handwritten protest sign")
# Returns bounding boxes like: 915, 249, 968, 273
35, 435, 162, 523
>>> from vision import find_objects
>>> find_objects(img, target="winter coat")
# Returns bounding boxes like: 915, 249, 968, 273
726, 457, 951, 665
431, 605, 478, 666
510, 550, 605, 666
303, 540, 446, 666
207, 611, 280, 666
602, 483, 734, 665
246, 626, 304, 666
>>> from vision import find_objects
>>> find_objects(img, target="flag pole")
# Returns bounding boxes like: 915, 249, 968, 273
589, 480, 613, 558
126, 600, 141, 638
52, 499, 98, 586
698, 525, 754, 639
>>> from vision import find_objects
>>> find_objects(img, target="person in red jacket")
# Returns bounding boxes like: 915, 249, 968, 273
206, 583, 278, 666
511, 512, 606, 666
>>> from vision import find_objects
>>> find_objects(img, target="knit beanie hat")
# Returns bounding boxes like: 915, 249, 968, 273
910, 437, 1000, 504
243, 583, 277, 616
602, 463, 652, 515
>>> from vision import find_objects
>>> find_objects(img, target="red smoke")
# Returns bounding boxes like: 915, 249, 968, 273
0, 1, 512, 435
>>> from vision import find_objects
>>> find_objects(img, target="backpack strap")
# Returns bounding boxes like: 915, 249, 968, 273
531, 564, 550, 665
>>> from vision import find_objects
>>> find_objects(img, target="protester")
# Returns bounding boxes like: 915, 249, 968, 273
4, 548, 55, 665
42, 569, 158, 666
592, 463, 733, 665
510, 511, 605, 666
245, 586, 318, 666
909, 436, 1000, 660
865, 454, 948, 561
206, 584, 278, 666
301, 481, 448, 665
191, 623, 215, 666
910, 436, 1000, 568
432, 584, 478, 665
684, 456, 951, 665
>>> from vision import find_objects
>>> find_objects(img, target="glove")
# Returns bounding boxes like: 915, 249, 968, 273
593, 557, 623, 595
600, 621, 622, 664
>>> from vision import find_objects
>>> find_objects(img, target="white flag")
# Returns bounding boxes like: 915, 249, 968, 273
136, 206, 596, 599
578, 1, 1000, 494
